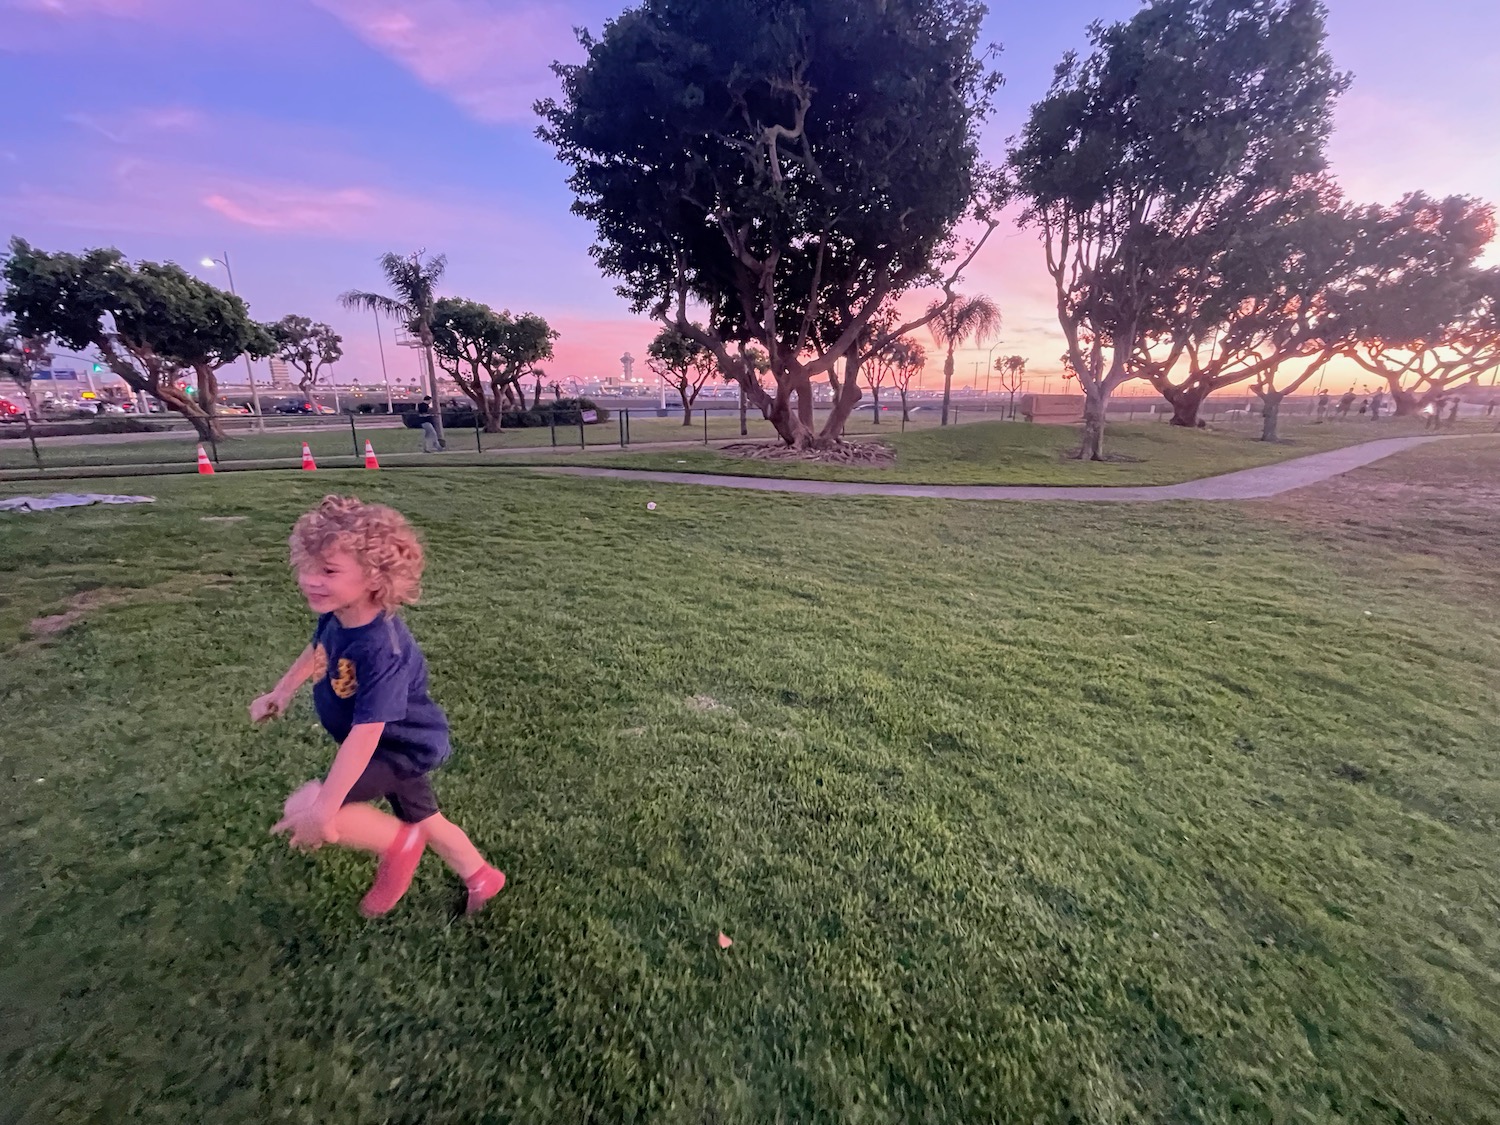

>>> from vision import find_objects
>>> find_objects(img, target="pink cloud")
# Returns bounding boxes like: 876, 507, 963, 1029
203, 186, 382, 233
7, 0, 154, 14
1, 155, 523, 244
309, 0, 582, 123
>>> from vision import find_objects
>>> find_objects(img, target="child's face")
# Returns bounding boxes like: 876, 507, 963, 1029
296, 549, 377, 615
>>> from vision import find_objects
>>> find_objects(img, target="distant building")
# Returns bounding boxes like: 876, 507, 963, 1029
268, 358, 292, 389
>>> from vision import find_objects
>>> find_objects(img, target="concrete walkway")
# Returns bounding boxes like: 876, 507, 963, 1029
538, 435, 1486, 502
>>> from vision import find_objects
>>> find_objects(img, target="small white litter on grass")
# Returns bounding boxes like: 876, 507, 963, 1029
647, 502, 657, 511
717, 932, 733, 949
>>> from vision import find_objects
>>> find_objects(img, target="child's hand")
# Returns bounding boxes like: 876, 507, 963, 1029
271, 803, 339, 851
250, 689, 291, 724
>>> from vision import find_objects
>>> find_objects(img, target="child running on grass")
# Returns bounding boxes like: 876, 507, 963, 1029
250, 494, 505, 917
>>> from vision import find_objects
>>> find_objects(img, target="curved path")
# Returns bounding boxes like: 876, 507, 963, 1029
539, 435, 1487, 503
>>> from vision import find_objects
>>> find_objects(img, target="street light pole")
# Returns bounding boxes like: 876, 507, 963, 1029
202, 252, 265, 432
372, 309, 394, 412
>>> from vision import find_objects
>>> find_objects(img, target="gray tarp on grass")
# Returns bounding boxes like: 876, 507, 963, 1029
0, 493, 155, 513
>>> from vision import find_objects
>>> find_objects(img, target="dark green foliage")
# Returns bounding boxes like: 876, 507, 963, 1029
1008, 0, 1349, 457
1, 239, 272, 440
538, 0, 1002, 445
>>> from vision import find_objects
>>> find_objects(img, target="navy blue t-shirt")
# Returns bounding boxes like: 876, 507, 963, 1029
310, 612, 451, 777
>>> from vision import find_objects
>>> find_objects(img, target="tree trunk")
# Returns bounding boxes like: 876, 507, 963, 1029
796, 379, 815, 434
1076, 386, 1108, 461
898, 388, 910, 422
484, 385, 504, 432
1163, 381, 1213, 427
19, 379, 40, 418
419, 335, 444, 440
739, 385, 748, 436
1258, 394, 1283, 442
941, 348, 956, 426
816, 355, 865, 445
1390, 387, 1420, 417
680, 383, 693, 425
159, 384, 222, 441
870, 384, 880, 423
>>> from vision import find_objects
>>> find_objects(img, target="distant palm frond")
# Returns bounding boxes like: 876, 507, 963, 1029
340, 250, 447, 328
927, 294, 1002, 351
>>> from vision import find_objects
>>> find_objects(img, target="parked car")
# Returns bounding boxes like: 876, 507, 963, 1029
272, 399, 318, 415
0, 398, 25, 421
218, 403, 253, 415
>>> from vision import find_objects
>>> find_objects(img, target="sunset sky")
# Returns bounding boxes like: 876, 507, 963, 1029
3, 0, 1497, 393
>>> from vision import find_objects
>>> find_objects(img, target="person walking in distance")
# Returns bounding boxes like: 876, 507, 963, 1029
416, 396, 443, 453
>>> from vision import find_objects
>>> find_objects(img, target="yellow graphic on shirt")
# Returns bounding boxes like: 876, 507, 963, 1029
330, 657, 358, 699
311, 643, 328, 683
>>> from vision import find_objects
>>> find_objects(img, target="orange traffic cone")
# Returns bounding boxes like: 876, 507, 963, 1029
196, 444, 215, 475
363, 439, 379, 470
301, 442, 317, 471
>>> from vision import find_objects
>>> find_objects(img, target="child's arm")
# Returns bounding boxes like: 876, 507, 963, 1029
251, 644, 316, 723
273, 722, 385, 848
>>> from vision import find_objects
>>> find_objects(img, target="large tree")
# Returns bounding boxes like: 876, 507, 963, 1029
1338, 194, 1500, 415
646, 326, 718, 425
995, 355, 1027, 419
0, 319, 49, 417
1008, 0, 1348, 458
431, 298, 558, 431
538, 0, 1003, 450
885, 339, 927, 424
271, 315, 343, 402
341, 251, 447, 438
860, 330, 927, 427
1, 239, 271, 440
927, 294, 1001, 426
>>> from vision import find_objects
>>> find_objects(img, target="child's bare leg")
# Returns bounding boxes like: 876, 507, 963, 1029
418, 813, 486, 878
283, 782, 402, 854
333, 802, 403, 854
420, 813, 505, 913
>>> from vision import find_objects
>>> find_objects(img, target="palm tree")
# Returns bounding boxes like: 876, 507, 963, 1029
341, 251, 448, 438
927, 294, 1001, 426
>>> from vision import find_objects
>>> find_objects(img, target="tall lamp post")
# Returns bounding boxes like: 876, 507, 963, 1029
201, 252, 265, 432
372, 309, 395, 412
982, 343, 999, 410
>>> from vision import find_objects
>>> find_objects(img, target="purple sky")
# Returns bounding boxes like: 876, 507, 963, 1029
3, 0, 1497, 391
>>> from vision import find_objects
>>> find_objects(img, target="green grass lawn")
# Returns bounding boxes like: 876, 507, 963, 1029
517, 415, 1499, 486
0, 409, 940, 473
10, 413, 1488, 488
2, 444, 1498, 1123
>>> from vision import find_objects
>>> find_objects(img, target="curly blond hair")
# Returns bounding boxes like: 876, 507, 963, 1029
289, 495, 425, 611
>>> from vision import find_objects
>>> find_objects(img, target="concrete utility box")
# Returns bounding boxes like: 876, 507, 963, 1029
1019, 393, 1086, 424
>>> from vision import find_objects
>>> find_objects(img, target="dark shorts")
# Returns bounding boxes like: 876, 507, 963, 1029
342, 757, 439, 824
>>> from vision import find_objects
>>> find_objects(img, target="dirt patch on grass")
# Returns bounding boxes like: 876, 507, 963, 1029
721, 441, 896, 467
23, 573, 235, 649
1257, 438, 1500, 600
